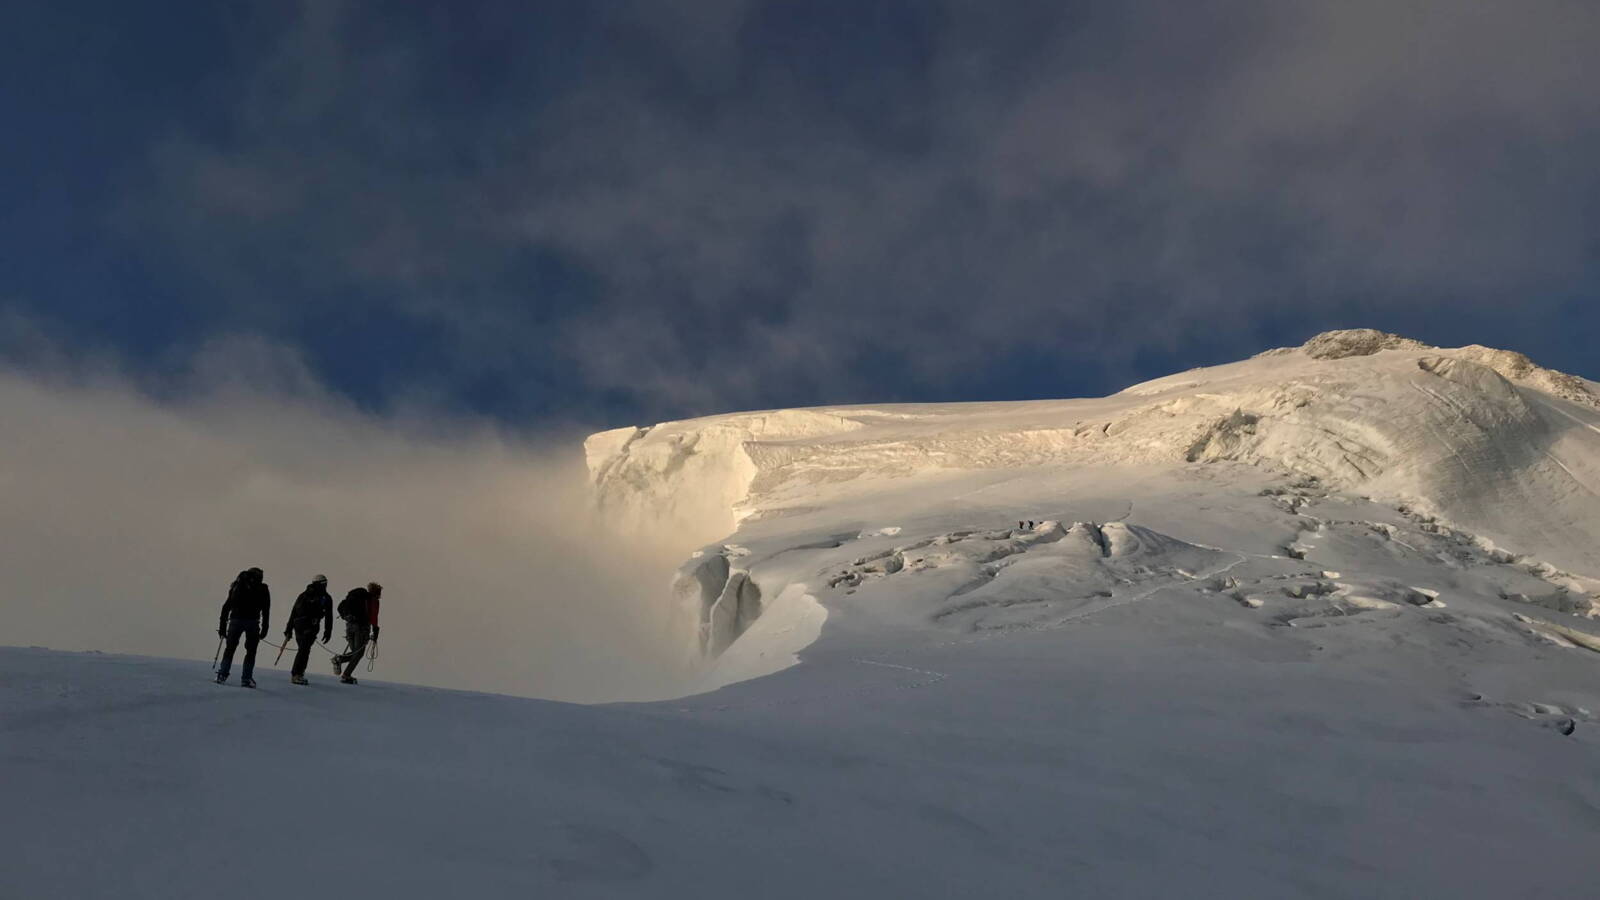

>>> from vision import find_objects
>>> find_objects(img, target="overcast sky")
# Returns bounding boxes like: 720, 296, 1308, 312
4, 1, 1597, 428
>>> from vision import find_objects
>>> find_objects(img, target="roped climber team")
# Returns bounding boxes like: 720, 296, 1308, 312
214, 567, 384, 688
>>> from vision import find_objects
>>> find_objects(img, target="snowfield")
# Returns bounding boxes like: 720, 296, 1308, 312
589, 329, 1600, 678
7, 330, 1600, 898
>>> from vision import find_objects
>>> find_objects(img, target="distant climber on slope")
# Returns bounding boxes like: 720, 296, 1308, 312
284, 575, 334, 685
332, 582, 382, 685
216, 567, 270, 688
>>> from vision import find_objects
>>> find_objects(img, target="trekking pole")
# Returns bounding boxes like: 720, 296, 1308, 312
211, 637, 223, 672
367, 637, 378, 673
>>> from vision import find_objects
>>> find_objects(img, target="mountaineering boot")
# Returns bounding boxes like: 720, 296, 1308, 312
241, 676, 256, 689
340, 674, 357, 685
291, 673, 308, 685
215, 672, 228, 684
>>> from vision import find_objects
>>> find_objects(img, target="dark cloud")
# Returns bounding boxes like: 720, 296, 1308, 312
13, 0, 1600, 424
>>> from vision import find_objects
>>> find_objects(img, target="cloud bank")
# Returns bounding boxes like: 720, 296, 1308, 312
0, 343, 710, 702
103, 0, 1600, 422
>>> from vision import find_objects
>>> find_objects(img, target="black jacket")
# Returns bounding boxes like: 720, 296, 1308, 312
287, 584, 333, 638
220, 576, 271, 633
337, 587, 380, 627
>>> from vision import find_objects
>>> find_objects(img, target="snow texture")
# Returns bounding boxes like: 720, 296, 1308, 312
590, 330, 1600, 662
8, 330, 1600, 898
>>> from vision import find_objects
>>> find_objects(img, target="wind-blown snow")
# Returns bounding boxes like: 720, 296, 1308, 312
8, 330, 1600, 898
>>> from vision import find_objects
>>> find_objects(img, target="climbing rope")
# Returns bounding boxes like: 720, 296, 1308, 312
259, 634, 376, 673
260, 637, 339, 665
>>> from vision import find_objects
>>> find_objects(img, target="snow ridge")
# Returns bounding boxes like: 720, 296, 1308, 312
586, 330, 1600, 670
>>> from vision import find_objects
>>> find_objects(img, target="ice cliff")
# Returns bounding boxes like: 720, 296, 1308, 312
586, 330, 1600, 663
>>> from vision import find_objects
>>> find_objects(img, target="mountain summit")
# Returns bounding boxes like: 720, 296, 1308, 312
587, 330, 1600, 681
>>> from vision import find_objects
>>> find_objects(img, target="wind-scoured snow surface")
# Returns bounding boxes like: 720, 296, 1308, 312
8, 330, 1600, 898
591, 329, 1600, 680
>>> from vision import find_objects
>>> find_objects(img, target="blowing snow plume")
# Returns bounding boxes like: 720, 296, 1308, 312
0, 352, 709, 702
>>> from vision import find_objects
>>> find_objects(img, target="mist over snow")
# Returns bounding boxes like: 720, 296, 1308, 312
0, 347, 708, 702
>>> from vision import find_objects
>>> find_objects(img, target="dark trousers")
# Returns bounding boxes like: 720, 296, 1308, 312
339, 622, 371, 678
219, 619, 260, 680
290, 626, 319, 676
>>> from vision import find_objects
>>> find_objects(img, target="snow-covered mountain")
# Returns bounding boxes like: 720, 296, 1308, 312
587, 329, 1600, 685
8, 329, 1600, 899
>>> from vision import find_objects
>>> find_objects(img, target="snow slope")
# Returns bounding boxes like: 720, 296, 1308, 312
587, 329, 1600, 670
7, 329, 1600, 898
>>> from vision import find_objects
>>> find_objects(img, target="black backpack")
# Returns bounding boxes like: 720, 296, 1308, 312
338, 587, 367, 623
228, 572, 265, 617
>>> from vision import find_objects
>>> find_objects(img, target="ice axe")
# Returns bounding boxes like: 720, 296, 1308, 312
211, 637, 223, 672
274, 637, 289, 667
